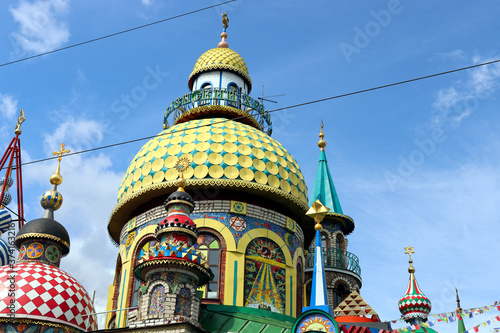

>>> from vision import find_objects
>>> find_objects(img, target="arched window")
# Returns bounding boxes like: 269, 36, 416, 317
333, 283, 349, 308
196, 233, 221, 299
227, 83, 238, 107
175, 288, 191, 317
200, 83, 212, 106
149, 285, 165, 315
244, 238, 286, 314
129, 237, 157, 308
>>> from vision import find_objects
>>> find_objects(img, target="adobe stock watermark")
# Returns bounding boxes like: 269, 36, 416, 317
110, 65, 168, 121
384, 87, 490, 191
339, 0, 404, 64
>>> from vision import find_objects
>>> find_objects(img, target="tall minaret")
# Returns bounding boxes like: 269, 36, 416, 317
306, 122, 361, 309
398, 246, 432, 325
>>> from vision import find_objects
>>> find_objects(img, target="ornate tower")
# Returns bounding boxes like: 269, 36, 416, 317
398, 246, 436, 333
128, 168, 213, 332
0, 144, 97, 332
106, 14, 311, 329
305, 124, 361, 308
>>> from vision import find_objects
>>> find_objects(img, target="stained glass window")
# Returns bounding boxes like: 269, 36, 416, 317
149, 285, 165, 315
196, 233, 221, 299
175, 288, 191, 317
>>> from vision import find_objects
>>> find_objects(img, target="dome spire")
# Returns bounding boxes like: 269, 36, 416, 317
310, 122, 343, 214
41, 143, 70, 219
398, 246, 432, 324
318, 120, 326, 150
218, 12, 229, 48
303, 199, 334, 316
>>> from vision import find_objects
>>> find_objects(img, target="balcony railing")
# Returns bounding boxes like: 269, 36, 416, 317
306, 247, 361, 277
163, 88, 273, 135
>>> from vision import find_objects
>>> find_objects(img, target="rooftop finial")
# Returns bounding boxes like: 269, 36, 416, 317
174, 156, 191, 192
404, 245, 415, 273
14, 109, 25, 135
41, 143, 69, 218
218, 13, 229, 48
50, 143, 70, 186
456, 287, 462, 313
306, 199, 330, 231
318, 120, 326, 150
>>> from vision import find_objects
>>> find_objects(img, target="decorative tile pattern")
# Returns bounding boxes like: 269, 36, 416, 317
0, 262, 97, 331
149, 285, 165, 315
244, 238, 286, 314
174, 288, 191, 317
117, 118, 308, 206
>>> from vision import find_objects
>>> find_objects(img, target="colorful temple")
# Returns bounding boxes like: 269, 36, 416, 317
0, 13, 472, 333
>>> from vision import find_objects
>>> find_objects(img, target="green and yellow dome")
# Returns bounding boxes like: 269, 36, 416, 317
108, 117, 308, 242
188, 48, 252, 91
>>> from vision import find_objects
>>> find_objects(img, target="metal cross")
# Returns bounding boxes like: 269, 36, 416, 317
53, 143, 70, 162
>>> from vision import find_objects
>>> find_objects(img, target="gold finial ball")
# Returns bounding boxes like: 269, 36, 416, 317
50, 173, 63, 185
318, 139, 326, 149
314, 223, 322, 231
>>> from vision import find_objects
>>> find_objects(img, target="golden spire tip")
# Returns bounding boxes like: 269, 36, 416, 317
50, 143, 70, 185
318, 120, 326, 150
14, 109, 25, 135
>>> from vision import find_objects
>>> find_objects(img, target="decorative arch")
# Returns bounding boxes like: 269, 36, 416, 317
243, 237, 287, 314
237, 228, 292, 267
193, 218, 236, 251
128, 234, 158, 308
332, 231, 346, 250
196, 229, 225, 301
174, 285, 194, 317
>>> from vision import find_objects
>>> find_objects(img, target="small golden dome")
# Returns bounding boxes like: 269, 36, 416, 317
188, 48, 252, 91
50, 173, 63, 185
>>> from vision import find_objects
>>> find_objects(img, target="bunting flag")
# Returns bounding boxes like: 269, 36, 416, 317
392, 302, 500, 324
393, 309, 500, 333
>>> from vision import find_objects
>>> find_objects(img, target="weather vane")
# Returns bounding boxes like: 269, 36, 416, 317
222, 12, 229, 30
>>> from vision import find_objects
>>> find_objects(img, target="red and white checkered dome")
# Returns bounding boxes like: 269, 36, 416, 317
0, 262, 97, 332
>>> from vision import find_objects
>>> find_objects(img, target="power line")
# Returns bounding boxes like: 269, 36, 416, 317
0, 1, 236, 69
5, 57, 500, 169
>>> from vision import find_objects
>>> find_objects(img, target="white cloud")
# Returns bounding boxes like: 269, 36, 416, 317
10, 0, 70, 54
0, 94, 18, 120
22, 116, 122, 328
141, 0, 154, 5
430, 54, 500, 129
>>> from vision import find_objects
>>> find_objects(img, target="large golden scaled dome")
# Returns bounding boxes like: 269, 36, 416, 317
188, 48, 252, 91
109, 118, 308, 242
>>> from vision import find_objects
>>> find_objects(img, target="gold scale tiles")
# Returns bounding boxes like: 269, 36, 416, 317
117, 117, 308, 207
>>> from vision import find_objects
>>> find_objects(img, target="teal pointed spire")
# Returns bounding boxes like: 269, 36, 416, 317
309, 122, 343, 214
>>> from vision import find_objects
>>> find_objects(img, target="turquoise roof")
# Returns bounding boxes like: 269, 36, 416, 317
309, 150, 343, 214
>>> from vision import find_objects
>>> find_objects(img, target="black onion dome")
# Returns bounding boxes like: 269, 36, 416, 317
15, 218, 70, 255
165, 190, 195, 210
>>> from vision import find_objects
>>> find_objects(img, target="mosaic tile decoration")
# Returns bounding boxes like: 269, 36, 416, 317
0, 262, 97, 331
149, 285, 165, 315
174, 288, 191, 317
244, 238, 286, 314
117, 118, 308, 206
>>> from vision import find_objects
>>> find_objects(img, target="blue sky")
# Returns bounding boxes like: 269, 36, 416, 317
0, 0, 499, 331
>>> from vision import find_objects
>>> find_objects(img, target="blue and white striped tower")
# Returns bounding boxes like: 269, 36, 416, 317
303, 199, 335, 316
